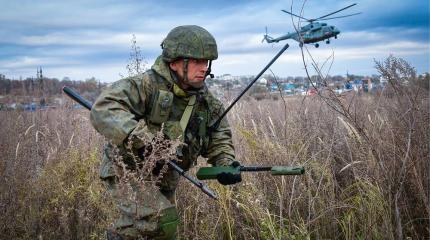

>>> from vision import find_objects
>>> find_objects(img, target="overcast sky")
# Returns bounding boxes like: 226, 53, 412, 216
0, 0, 428, 82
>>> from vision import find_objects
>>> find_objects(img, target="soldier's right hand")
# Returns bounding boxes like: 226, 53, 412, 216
216, 161, 242, 185
126, 120, 155, 150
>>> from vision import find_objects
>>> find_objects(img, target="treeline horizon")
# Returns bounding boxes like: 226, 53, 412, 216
0, 76, 107, 103
0, 71, 428, 100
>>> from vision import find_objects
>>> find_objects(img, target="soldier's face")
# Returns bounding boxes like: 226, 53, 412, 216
170, 59, 209, 89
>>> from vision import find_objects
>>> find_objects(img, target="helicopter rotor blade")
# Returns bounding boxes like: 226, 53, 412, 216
315, 3, 357, 20
281, 9, 311, 21
262, 26, 268, 43
318, 12, 362, 21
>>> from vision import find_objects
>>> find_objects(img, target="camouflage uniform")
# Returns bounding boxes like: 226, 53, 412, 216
90, 25, 235, 239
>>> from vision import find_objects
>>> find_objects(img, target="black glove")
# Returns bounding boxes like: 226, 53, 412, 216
216, 161, 242, 185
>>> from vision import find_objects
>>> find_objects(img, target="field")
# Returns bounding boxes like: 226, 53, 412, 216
1, 73, 429, 239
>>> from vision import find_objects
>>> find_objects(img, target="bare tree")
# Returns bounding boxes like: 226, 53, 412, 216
126, 34, 148, 77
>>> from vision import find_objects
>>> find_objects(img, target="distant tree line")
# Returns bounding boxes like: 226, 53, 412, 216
0, 76, 107, 103
207, 72, 429, 91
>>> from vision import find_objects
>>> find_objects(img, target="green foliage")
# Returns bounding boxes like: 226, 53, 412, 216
338, 180, 391, 240
12, 149, 116, 240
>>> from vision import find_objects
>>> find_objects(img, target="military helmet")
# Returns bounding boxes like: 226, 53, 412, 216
161, 25, 218, 62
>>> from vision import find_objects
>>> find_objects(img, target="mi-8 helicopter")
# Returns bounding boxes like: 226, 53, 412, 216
263, 3, 360, 48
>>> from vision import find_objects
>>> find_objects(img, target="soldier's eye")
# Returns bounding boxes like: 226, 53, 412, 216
190, 59, 208, 66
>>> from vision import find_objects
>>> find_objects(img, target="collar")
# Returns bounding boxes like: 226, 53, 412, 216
151, 55, 174, 85
173, 83, 188, 97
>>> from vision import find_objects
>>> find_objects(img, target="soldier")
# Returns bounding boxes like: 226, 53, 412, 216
90, 25, 241, 240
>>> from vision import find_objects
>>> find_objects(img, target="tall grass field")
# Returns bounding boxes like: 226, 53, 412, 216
1, 60, 429, 239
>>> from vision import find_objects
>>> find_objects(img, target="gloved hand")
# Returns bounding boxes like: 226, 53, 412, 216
126, 120, 155, 151
216, 161, 242, 185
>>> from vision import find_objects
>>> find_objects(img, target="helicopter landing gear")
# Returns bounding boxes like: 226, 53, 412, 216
334, 35, 338, 39
315, 43, 319, 48
326, 39, 330, 44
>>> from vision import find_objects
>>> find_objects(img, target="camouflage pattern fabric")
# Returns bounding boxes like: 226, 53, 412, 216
161, 25, 218, 62
90, 55, 235, 239
105, 173, 179, 240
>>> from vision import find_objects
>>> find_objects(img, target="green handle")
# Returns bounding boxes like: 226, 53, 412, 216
196, 165, 305, 180
271, 166, 305, 175
196, 166, 239, 180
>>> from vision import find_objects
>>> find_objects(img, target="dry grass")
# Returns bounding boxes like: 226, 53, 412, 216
0, 107, 116, 239
0, 86, 428, 239
176, 88, 429, 239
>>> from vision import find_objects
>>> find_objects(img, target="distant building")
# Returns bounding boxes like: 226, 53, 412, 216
258, 77, 267, 86
363, 78, 373, 92
379, 76, 388, 86
283, 83, 296, 95
345, 82, 353, 90
351, 79, 363, 91
217, 74, 241, 81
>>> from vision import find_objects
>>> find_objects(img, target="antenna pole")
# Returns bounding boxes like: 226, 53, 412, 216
210, 43, 289, 130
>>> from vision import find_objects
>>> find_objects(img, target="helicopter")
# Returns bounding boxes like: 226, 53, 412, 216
263, 3, 360, 48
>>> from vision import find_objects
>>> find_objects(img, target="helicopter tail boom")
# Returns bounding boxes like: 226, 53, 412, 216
262, 26, 279, 43
262, 34, 277, 43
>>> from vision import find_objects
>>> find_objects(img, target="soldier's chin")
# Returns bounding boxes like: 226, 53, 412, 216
188, 82, 204, 89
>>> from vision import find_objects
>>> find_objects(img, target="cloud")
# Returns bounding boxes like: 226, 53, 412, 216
0, 56, 79, 69
0, 1, 145, 29
0, 63, 127, 82
15, 31, 164, 50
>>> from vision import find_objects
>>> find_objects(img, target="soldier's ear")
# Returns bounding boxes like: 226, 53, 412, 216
169, 60, 182, 72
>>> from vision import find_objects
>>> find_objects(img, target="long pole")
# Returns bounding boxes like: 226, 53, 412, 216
210, 43, 289, 129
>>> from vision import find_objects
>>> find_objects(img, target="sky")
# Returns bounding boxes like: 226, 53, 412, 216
0, 0, 428, 82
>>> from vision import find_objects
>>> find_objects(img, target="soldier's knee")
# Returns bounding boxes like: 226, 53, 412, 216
114, 206, 179, 240
155, 206, 179, 240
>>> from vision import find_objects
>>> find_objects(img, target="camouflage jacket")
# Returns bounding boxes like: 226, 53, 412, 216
90, 56, 235, 179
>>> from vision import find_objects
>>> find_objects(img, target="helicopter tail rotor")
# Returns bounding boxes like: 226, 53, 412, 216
262, 26, 274, 43
261, 26, 268, 43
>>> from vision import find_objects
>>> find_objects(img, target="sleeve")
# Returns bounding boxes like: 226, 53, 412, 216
90, 75, 153, 147
203, 96, 236, 167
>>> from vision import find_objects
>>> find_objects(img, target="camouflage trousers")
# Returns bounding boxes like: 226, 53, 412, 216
104, 169, 180, 240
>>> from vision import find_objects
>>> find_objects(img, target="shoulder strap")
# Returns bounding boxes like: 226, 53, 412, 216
179, 95, 196, 135
145, 70, 173, 124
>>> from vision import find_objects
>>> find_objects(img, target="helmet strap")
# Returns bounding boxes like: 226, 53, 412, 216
205, 60, 214, 78
182, 59, 189, 83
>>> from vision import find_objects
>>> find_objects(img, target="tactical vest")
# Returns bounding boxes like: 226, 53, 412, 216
143, 70, 210, 170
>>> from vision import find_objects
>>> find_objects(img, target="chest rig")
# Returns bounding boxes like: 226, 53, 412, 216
144, 70, 210, 170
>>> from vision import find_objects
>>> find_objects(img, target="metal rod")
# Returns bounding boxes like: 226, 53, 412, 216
62, 86, 92, 110
168, 161, 218, 199
240, 166, 272, 172
210, 43, 289, 129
